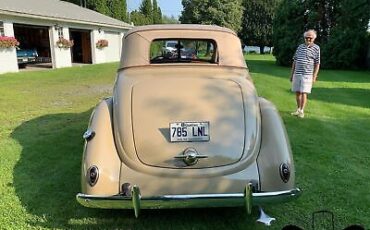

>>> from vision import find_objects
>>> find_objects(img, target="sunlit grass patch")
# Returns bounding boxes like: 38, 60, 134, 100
0, 58, 369, 229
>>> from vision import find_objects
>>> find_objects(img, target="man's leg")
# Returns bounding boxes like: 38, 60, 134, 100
299, 93, 307, 111
296, 93, 307, 118
295, 92, 300, 109
291, 92, 302, 116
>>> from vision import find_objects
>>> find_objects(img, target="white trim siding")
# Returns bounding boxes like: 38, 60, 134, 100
50, 26, 72, 68
0, 0, 133, 74
104, 31, 121, 62
0, 21, 18, 74
91, 29, 106, 64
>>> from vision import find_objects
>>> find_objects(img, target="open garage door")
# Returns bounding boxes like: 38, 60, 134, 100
70, 29, 92, 64
13, 24, 52, 68
104, 31, 121, 62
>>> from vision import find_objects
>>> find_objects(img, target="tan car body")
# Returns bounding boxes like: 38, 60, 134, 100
77, 25, 300, 216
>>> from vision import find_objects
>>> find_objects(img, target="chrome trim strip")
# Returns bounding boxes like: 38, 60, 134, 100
131, 185, 141, 218
244, 183, 252, 214
161, 193, 243, 199
76, 188, 301, 210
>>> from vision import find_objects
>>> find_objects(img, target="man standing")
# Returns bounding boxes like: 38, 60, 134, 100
290, 29, 320, 118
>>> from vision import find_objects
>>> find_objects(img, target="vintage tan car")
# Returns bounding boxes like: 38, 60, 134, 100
76, 24, 301, 217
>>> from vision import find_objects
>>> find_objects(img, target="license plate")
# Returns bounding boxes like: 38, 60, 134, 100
23, 58, 28, 62
170, 121, 210, 142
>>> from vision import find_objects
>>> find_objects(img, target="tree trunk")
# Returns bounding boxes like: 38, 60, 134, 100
259, 46, 264, 54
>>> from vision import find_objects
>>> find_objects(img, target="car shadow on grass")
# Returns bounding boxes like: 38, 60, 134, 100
11, 110, 267, 230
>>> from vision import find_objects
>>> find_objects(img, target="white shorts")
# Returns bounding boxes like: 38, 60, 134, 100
292, 74, 313, 93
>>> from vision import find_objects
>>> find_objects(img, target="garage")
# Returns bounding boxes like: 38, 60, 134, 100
104, 31, 121, 62
70, 29, 92, 64
0, 0, 133, 74
13, 23, 52, 68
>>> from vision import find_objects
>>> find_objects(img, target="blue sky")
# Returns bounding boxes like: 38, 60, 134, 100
127, 0, 183, 18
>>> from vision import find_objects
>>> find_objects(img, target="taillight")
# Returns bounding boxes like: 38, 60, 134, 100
87, 166, 99, 186
279, 163, 290, 183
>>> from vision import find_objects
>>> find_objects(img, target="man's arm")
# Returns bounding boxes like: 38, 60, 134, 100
313, 63, 320, 82
290, 61, 295, 82
313, 46, 320, 82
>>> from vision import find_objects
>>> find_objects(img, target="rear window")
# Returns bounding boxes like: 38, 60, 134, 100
150, 39, 217, 64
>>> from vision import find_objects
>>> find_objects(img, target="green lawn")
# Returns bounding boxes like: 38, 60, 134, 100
0, 56, 369, 229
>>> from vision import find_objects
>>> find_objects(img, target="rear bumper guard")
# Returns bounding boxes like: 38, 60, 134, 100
76, 185, 301, 217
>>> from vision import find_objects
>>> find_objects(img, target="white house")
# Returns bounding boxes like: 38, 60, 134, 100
0, 0, 133, 74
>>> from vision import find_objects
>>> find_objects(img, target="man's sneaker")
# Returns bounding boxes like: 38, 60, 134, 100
298, 112, 305, 118
291, 109, 300, 116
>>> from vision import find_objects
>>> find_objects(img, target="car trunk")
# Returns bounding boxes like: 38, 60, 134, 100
130, 77, 246, 168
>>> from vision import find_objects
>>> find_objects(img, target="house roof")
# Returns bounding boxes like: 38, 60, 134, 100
0, 0, 133, 29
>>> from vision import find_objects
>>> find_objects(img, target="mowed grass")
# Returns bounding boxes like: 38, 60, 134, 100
0, 56, 369, 229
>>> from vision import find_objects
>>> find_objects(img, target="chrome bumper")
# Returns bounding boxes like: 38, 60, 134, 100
76, 186, 301, 217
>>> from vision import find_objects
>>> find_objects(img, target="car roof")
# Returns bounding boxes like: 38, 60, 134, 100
119, 24, 246, 69
124, 24, 237, 38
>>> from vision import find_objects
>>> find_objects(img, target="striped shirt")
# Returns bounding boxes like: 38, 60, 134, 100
293, 44, 320, 75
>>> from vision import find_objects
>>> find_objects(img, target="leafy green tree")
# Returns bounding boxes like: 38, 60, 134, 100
63, 0, 128, 22
180, 0, 244, 33
239, 0, 280, 54
319, 0, 370, 68
273, 0, 370, 69
156, 7, 163, 24
130, 10, 151, 26
130, 0, 164, 25
152, 0, 163, 24
273, 0, 305, 66
162, 15, 179, 24
93, 0, 111, 16
139, 0, 153, 24
110, 0, 128, 21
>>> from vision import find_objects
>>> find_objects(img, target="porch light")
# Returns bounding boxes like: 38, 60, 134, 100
54, 24, 61, 30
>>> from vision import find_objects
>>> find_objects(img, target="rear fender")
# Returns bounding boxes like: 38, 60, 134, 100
257, 97, 296, 191
81, 97, 121, 195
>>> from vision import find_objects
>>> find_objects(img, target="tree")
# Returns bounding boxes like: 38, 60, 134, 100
152, 0, 163, 24
180, 0, 244, 33
110, 0, 128, 22
239, 0, 280, 54
273, 0, 306, 66
130, 0, 164, 25
139, 0, 153, 24
162, 15, 179, 24
319, 0, 370, 68
273, 0, 370, 69
92, 0, 111, 16
62, 0, 128, 22
130, 10, 150, 26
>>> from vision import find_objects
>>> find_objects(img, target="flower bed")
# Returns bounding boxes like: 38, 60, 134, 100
0, 36, 20, 49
